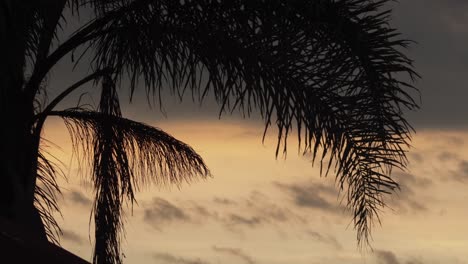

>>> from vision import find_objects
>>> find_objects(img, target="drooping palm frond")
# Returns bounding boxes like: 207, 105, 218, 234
55, 110, 210, 188
92, 76, 127, 264
55, 0, 419, 246
35, 147, 64, 244
51, 92, 209, 263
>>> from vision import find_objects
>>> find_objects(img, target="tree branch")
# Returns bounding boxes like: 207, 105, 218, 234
24, 0, 67, 102
42, 68, 111, 117
24, 0, 146, 99
27, 68, 111, 202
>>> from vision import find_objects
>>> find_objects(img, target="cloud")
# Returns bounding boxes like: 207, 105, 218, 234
190, 204, 219, 219
307, 231, 343, 250
68, 190, 92, 206
404, 200, 427, 212
394, 172, 432, 189
143, 198, 190, 228
406, 260, 425, 264
61, 229, 84, 245
385, 172, 432, 214
139, 192, 307, 236
375, 250, 400, 264
213, 197, 237, 206
226, 214, 263, 228
409, 152, 423, 164
153, 252, 210, 264
452, 160, 468, 182
212, 246, 255, 264
274, 181, 343, 213
374, 250, 431, 264
142, 195, 289, 232
434, 152, 468, 183
219, 191, 308, 232
438, 151, 459, 162
243, 191, 306, 224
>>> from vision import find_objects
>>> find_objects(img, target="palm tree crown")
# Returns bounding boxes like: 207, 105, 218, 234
0, 0, 418, 263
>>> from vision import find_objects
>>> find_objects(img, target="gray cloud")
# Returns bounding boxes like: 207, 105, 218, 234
142, 195, 290, 232
409, 152, 423, 164
386, 172, 433, 214
153, 252, 210, 264
213, 197, 237, 206
226, 214, 263, 228
143, 198, 190, 228
429, 141, 468, 182
307, 231, 343, 251
438, 151, 459, 162
190, 204, 219, 219
61, 229, 84, 245
212, 246, 255, 264
406, 260, 425, 264
444, 136, 465, 147
208, 191, 307, 234
433, 150, 468, 183
68, 190, 92, 206
274, 182, 343, 213
139, 191, 316, 237
374, 250, 430, 264
394, 172, 432, 190
404, 200, 427, 212
244, 191, 306, 224
216, 191, 309, 234
375, 250, 400, 264
452, 160, 468, 182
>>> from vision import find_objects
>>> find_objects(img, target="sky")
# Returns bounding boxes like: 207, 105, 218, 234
40, 1, 468, 264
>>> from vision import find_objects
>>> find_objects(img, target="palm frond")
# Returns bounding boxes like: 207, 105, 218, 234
62, 0, 418, 246
55, 110, 210, 187
52, 89, 209, 263
35, 146, 64, 244
92, 76, 127, 264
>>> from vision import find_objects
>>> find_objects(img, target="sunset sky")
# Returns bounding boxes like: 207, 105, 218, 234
41, 1, 468, 264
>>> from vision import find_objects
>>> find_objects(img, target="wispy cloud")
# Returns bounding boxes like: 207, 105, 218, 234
212, 246, 255, 264
274, 181, 343, 214
409, 152, 423, 164
142, 191, 307, 233
153, 252, 210, 264
213, 197, 237, 206
139, 188, 346, 246
375, 250, 400, 264
220, 191, 307, 232
307, 231, 343, 250
437, 151, 459, 162
405, 259, 425, 264
374, 250, 430, 264
190, 203, 219, 219
244, 191, 306, 224
425, 145, 468, 184
385, 172, 432, 214
395, 172, 432, 189
68, 190, 92, 206
61, 229, 85, 245
452, 160, 468, 182
143, 198, 190, 229
226, 214, 263, 228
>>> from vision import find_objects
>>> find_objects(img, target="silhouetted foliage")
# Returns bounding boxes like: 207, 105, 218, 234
0, 0, 418, 263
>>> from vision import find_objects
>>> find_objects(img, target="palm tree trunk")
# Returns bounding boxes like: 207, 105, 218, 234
0, 1, 47, 240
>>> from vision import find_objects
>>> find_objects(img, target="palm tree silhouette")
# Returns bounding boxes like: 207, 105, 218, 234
0, 1, 419, 263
